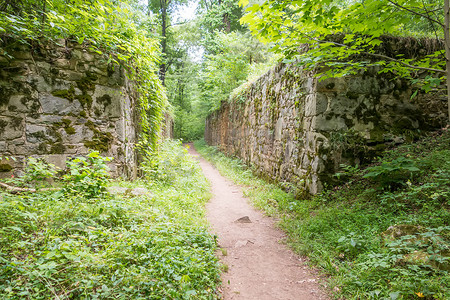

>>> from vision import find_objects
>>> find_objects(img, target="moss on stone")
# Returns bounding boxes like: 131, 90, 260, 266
0, 163, 12, 172
74, 72, 97, 110
0, 119, 7, 134
50, 142, 65, 154
0, 86, 12, 106
79, 110, 87, 118
37, 142, 48, 154
83, 120, 113, 152
62, 118, 72, 127
97, 94, 112, 108
64, 127, 76, 135
52, 85, 75, 101
30, 130, 46, 140
75, 93, 93, 109
76, 72, 97, 93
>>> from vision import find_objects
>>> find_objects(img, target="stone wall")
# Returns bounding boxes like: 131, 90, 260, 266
0, 39, 139, 178
205, 63, 448, 195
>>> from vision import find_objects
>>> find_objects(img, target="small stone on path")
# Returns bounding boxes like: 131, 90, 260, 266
235, 216, 252, 223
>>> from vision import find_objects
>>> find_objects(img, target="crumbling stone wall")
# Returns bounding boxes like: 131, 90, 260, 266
0, 39, 139, 178
205, 62, 447, 195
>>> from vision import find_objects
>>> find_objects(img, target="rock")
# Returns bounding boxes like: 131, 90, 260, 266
130, 187, 151, 196
107, 186, 152, 197
381, 224, 425, 243
381, 224, 450, 271
235, 216, 252, 223
39, 93, 82, 115
107, 186, 130, 195
234, 240, 249, 248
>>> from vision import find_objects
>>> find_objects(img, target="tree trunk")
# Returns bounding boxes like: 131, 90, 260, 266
223, 12, 231, 32
160, 0, 167, 86
445, 0, 450, 124
42, 0, 46, 24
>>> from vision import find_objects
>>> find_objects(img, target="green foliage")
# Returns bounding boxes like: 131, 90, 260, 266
363, 157, 420, 190
195, 128, 450, 299
199, 31, 274, 111
143, 140, 203, 188
239, 0, 447, 102
336, 232, 367, 259
0, 142, 220, 299
62, 151, 112, 198
16, 157, 59, 188
199, 0, 244, 35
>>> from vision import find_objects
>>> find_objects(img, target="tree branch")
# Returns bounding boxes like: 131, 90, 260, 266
0, 182, 58, 194
309, 37, 446, 74
387, 0, 444, 27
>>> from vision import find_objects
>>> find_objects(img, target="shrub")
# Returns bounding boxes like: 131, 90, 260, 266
61, 151, 112, 198
363, 156, 420, 190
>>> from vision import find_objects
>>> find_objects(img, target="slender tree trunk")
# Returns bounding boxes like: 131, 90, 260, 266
42, 0, 46, 24
223, 13, 230, 32
445, 0, 450, 123
159, 0, 168, 86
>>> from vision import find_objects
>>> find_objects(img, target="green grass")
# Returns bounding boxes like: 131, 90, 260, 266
194, 129, 450, 300
0, 141, 220, 299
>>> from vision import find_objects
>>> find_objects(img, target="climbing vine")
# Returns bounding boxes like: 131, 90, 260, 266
0, 0, 167, 151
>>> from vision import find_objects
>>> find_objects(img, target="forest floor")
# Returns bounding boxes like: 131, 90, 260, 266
187, 145, 328, 300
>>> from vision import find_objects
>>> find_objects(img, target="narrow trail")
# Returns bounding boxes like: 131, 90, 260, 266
187, 146, 328, 300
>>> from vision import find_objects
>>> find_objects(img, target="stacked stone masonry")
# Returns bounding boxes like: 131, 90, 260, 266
0, 39, 139, 178
205, 63, 447, 195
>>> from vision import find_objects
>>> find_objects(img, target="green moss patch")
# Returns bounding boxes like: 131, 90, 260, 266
50, 142, 65, 154
97, 94, 112, 108
84, 120, 113, 152
52, 85, 75, 101
0, 163, 13, 172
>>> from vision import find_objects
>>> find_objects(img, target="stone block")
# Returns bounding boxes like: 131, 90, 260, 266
26, 124, 47, 143
42, 154, 69, 170
39, 93, 82, 115
7, 95, 29, 112
0, 116, 23, 140
92, 85, 122, 118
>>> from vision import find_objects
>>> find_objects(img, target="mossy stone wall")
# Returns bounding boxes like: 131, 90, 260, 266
0, 39, 139, 178
205, 63, 447, 195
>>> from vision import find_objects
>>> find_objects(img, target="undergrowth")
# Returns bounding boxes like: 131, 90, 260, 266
0, 141, 220, 299
194, 128, 450, 300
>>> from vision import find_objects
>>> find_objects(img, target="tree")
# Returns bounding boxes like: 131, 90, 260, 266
199, 0, 244, 33
147, 0, 189, 86
240, 0, 450, 122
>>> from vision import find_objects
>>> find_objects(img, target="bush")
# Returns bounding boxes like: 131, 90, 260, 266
61, 151, 112, 198
363, 156, 420, 190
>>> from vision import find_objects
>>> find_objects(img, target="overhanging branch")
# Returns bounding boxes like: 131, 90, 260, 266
303, 33, 446, 74
387, 0, 444, 27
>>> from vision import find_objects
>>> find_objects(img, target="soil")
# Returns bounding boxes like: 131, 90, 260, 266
188, 146, 328, 300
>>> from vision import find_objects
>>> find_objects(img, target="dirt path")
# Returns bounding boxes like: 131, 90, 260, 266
187, 146, 328, 300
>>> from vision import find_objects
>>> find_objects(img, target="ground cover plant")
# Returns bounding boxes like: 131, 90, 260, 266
194, 129, 450, 300
0, 142, 220, 299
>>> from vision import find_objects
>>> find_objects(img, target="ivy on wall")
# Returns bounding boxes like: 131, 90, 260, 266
0, 0, 167, 152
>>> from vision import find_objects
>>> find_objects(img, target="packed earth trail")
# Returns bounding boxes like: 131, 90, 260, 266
187, 145, 328, 300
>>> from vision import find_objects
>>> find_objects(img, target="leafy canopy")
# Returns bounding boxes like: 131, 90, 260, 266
240, 0, 445, 79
